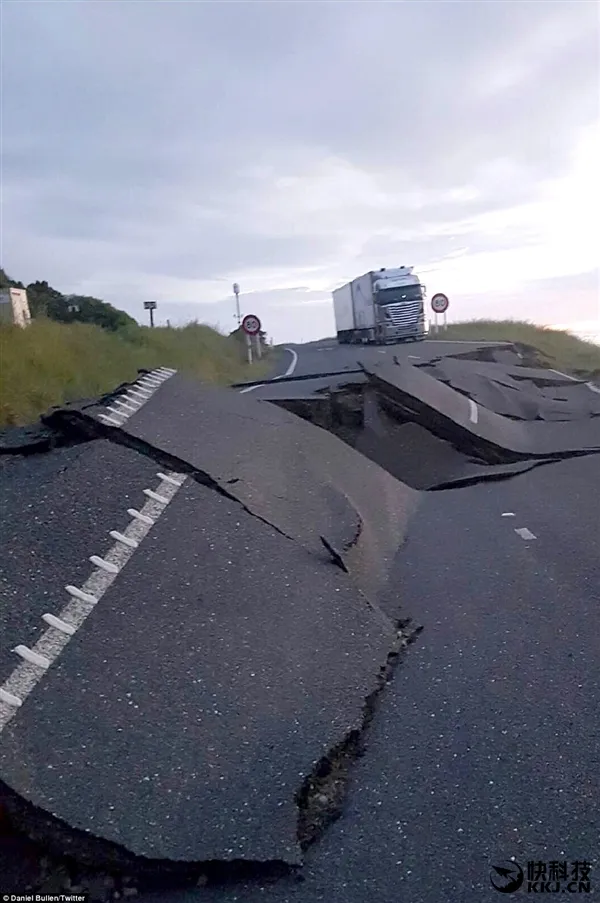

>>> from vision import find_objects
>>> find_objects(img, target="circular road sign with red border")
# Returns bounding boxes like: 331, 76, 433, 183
242, 313, 261, 336
431, 293, 449, 314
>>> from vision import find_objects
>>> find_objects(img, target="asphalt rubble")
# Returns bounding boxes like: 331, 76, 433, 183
1, 343, 599, 899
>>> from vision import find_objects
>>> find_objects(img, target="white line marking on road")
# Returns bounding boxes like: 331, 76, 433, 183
240, 346, 298, 392
14, 646, 51, 669
468, 399, 479, 423
97, 414, 122, 427
144, 488, 170, 504
515, 527, 536, 540
0, 367, 189, 733
281, 348, 299, 376
138, 376, 165, 387
89, 555, 120, 574
66, 585, 98, 604
157, 472, 185, 487
113, 399, 138, 413
548, 368, 599, 394
127, 389, 152, 401
109, 530, 139, 549
127, 508, 154, 525
548, 368, 578, 381
502, 512, 515, 517
0, 688, 22, 708
42, 614, 77, 635
408, 355, 421, 359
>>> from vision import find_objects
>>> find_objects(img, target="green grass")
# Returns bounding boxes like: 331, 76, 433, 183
428, 319, 600, 379
0, 319, 271, 427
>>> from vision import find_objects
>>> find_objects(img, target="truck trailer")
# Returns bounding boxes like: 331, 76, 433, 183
333, 266, 426, 345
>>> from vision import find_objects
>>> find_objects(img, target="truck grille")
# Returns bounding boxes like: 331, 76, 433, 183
385, 301, 423, 328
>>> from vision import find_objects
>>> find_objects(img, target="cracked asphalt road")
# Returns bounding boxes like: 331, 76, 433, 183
1, 337, 599, 900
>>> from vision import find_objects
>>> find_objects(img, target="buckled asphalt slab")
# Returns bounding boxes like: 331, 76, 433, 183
417, 358, 600, 421
0, 368, 420, 873
360, 358, 600, 459
74, 372, 419, 603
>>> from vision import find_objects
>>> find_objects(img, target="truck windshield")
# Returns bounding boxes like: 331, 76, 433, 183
376, 285, 423, 304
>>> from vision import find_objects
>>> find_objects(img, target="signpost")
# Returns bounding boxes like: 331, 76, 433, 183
241, 313, 262, 364
430, 293, 449, 334
143, 300, 157, 328
233, 283, 241, 327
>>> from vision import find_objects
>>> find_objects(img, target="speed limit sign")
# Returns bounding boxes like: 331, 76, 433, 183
241, 313, 261, 336
431, 293, 449, 314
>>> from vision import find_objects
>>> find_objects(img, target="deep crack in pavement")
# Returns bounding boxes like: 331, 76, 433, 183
1, 341, 599, 900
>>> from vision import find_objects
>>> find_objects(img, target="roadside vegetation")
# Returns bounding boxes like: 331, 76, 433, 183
0, 267, 272, 427
429, 320, 600, 379
0, 318, 270, 428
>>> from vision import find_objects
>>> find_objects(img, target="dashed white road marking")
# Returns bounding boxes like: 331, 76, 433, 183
502, 512, 515, 517
515, 527, 537, 541
0, 368, 187, 733
468, 399, 479, 423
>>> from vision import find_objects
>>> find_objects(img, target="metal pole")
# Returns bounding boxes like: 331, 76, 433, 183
150, 307, 155, 328
233, 283, 241, 327
246, 333, 253, 364
255, 334, 262, 358
443, 311, 447, 331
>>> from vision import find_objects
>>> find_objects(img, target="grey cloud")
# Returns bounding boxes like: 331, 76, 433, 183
2, 0, 598, 341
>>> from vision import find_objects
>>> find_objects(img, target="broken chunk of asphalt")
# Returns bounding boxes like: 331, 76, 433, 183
359, 358, 600, 459
58, 372, 418, 601
0, 370, 421, 885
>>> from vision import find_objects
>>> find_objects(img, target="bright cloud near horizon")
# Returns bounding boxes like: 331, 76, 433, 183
2, 0, 599, 343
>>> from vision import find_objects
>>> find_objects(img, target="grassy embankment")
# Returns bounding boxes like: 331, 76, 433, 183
428, 319, 600, 380
0, 319, 271, 427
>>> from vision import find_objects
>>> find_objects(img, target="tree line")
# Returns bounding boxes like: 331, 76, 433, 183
0, 268, 137, 332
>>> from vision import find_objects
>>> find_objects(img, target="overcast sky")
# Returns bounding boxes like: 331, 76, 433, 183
2, 0, 599, 342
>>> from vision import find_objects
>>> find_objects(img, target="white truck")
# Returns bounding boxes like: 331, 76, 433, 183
333, 266, 426, 344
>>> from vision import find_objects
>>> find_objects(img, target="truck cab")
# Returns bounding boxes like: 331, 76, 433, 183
372, 267, 426, 343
